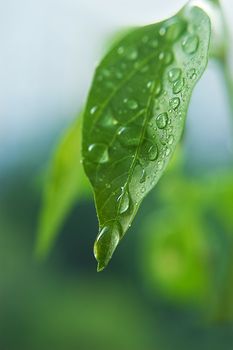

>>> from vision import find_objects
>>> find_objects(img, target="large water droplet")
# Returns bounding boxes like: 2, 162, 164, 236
117, 188, 130, 214
182, 35, 199, 54
156, 112, 168, 129
141, 141, 158, 161
88, 143, 109, 164
169, 97, 180, 110
94, 222, 121, 271
117, 126, 141, 147
173, 78, 185, 94
168, 68, 181, 83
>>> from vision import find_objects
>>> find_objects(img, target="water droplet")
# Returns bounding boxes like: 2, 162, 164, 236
115, 71, 123, 79
142, 35, 149, 43
117, 126, 141, 146
117, 188, 130, 214
182, 35, 199, 54
156, 112, 168, 129
99, 109, 118, 128
126, 99, 138, 110
155, 82, 162, 96
141, 141, 158, 161
140, 167, 146, 183
102, 69, 111, 77
159, 51, 173, 65
88, 143, 109, 164
147, 81, 153, 89
167, 135, 174, 145
165, 147, 171, 156
173, 78, 185, 94
166, 19, 186, 41
117, 46, 125, 55
90, 106, 98, 115
188, 68, 197, 80
150, 39, 158, 48
159, 27, 166, 36
169, 97, 180, 110
94, 222, 121, 271
127, 48, 138, 61
168, 68, 181, 83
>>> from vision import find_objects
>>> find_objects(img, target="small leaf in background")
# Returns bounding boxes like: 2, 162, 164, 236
82, 4, 211, 271
36, 116, 89, 259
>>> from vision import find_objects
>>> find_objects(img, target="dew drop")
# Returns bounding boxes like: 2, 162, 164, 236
182, 35, 199, 54
141, 141, 158, 161
156, 112, 168, 129
117, 188, 130, 214
150, 39, 159, 48
127, 48, 138, 61
167, 135, 174, 145
166, 20, 186, 41
90, 106, 98, 115
88, 143, 109, 164
188, 68, 197, 80
117, 46, 125, 55
140, 168, 146, 183
169, 97, 180, 110
155, 82, 162, 96
168, 68, 181, 83
173, 78, 185, 94
159, 50, 173, 65
94, 222, 121, 271
159, 27, 166, 36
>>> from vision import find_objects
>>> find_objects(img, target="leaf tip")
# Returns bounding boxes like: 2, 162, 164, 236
93, 221, 121, 273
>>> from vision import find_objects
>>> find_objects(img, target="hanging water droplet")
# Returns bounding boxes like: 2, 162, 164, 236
90, 106, 98, 115
156, 112, 168, 129
173, 78, 185, 94
126, 99, 138, 110
127, 48, 138, 61
88, 143, 109, 164
141, 141, 158, 161
182, 35, 199, 54
169, 97, 180, 110
117, 188, 130, 214
94, 222, 121, 271
168, 68, 181, 83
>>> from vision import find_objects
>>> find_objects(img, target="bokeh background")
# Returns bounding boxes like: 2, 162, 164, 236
1, 0, 233, 349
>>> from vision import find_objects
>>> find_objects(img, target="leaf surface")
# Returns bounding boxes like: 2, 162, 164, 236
82, 4, 211, 271
36, 116, 89, 258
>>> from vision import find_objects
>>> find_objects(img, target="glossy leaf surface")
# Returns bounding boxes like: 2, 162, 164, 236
82, 4, 211, 271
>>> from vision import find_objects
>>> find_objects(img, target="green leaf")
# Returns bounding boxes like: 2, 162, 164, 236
82, 4, 211, 271
36, 116, 89, 259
